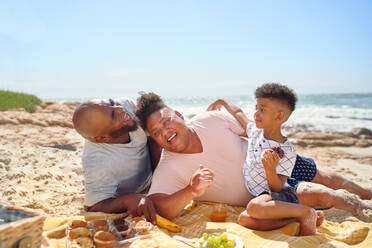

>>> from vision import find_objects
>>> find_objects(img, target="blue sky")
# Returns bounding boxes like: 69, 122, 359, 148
1, 0, 371, 100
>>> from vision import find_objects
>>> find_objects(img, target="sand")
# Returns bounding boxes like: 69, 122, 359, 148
0, 102, 371, 223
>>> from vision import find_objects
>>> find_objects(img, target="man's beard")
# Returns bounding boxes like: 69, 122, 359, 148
109, 122, 138, 139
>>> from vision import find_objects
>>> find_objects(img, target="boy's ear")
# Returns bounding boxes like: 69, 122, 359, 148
175, 110, 184, 120
275, 111, 286, 122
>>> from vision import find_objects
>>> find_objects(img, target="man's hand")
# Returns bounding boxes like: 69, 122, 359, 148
261, 149, 280, 172
189, 165, 214, 198
124, 194, 157, 224
206, 99, 224, 111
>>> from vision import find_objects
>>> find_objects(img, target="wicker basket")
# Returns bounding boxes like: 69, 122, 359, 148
0, 205, 45, 248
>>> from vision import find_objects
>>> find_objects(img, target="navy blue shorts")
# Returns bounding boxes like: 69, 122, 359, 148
291, 155, 317, 181
260, 183, 299, 204
287, 155, 317, 189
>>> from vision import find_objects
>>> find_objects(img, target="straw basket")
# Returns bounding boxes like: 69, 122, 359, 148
0, 206, 45, 248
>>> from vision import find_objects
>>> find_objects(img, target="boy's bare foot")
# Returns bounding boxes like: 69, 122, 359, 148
299, 208, 317, 236
316, 210, 324, 226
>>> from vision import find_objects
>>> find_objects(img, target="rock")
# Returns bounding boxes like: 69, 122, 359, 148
0, 116, 19, 125
355, 140, 370, 147
350, 128, 372, 137
0, 102, 78, 128
289, 139, 307, 147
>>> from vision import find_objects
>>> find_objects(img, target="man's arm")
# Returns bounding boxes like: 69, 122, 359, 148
148, 188, 194, 220
148, 165, 214, 220
207, 99, 252, 137
86, 193, 157, 223
147, 136, 162, 171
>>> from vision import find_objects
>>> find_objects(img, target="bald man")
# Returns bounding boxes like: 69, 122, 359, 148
72, 98, 161, 223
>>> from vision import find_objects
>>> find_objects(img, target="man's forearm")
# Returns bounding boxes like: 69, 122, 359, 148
87, 194, 137, 213
148, 186, 194, 220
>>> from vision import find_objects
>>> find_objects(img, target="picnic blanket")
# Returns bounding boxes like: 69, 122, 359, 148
42, 201, 372, 248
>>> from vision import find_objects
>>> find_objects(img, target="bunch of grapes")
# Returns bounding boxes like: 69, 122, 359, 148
198, 233, 236, 248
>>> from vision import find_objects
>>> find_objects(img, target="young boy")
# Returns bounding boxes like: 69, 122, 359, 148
208, 83, 323, 235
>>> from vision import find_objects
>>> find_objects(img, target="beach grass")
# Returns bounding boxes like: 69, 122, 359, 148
0, 90, 43, 113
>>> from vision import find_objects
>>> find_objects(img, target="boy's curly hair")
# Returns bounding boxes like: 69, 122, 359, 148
135, 92, 166, 130
255, 83, 298, 112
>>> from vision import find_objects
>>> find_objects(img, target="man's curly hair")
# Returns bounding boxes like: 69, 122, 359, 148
255, 83, 298, 112
135, 92, 166, 130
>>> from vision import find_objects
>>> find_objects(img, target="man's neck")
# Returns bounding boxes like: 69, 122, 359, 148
108, 132, 131, 144
184, 127, 203, 153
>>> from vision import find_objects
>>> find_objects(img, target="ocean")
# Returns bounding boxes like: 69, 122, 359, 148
47, 93, 372, 133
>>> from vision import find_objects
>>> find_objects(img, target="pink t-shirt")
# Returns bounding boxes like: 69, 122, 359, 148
148, 111, 252, 206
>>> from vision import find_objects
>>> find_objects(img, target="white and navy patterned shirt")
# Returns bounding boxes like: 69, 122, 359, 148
243, 122, 296, 196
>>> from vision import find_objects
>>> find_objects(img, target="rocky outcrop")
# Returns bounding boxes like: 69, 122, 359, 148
0, 102, 79, 128
0, 102, 83, 147
288, 128, 372, 147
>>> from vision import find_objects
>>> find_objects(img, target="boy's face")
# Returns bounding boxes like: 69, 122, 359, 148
254, 98, 282, 129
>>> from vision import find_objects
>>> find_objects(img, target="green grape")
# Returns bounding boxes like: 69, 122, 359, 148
208, 236, 216, 244
203, 233, 209, 240
226, 240, 235, 248
215, 235, 222, 244
220, 233, 228, 241
199, 233, 239, 248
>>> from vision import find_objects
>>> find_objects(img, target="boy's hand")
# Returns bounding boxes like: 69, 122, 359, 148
207, 99, 224, 111
189, 165, 214, 197
261, 149, 280, 172
272, 147, 284, 159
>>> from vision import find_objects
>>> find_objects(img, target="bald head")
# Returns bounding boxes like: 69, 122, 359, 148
72, 99, 138, 143
73, 101, 102, 140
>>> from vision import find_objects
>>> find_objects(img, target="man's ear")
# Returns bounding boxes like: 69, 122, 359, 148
175, 110, 184, 120
95, 135, 111, 143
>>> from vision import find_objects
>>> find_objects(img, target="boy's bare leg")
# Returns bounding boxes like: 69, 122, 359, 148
238, 211, 297, 231
296, 183, 372, 215
313, 169, 372, 200
241, 194, 320, 235
238, 209, 325, 230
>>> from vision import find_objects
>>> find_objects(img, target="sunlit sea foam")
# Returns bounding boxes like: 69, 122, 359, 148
286, 105, 372, 132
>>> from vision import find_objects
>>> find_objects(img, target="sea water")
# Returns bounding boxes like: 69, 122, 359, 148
47, 93, 372, 133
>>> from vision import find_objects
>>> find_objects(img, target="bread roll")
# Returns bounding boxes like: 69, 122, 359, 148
94, 231, 116, 248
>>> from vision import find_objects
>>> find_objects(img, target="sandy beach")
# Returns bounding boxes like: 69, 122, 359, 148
1, 102, 371, 223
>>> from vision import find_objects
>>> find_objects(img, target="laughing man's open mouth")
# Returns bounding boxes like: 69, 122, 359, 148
167, 133, 177, 142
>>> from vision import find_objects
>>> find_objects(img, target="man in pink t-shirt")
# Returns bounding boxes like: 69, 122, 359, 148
135, 93, 255, 220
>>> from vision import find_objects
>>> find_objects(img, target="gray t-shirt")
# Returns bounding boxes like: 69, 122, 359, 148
82, 99, 152, 207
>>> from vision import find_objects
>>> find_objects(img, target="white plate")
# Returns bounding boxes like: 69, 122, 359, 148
227, 233, 244, 248
173, 233, 244, 248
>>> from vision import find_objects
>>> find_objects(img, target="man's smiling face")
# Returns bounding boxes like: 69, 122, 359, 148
146, 107, 191, 153
90, 99, 138, 143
